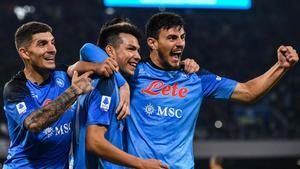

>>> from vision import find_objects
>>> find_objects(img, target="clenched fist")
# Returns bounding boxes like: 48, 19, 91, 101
277, 45, 298, 69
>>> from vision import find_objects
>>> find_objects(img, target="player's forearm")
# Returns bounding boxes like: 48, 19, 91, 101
67, 61, 98, 77
24, 86, 79, 132
232, 62, 287, 102
88, 139, 143, 168
86, 127, 143, 168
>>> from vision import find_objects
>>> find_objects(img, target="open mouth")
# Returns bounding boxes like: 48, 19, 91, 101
44, 56, 55, 63
170, 51, 182, 61
128, 62, 137, 68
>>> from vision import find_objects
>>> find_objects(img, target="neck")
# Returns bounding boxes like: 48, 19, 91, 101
24, 65, 50, 85
150, 50, 170, 70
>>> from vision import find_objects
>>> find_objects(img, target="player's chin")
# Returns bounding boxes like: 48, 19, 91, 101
45, 63, 56, 70
126, 69, 135, 76
169, 61, 180, 69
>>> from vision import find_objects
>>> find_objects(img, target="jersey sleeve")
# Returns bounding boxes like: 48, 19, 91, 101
3, 82, 36, 127
80, 43, 126, 87
198, 69, 237, 99
85, 78, 116, 126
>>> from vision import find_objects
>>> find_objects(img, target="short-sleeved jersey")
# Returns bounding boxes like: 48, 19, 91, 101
3, 65, 74, 169
73, 76, 127, 169
126, 59, 237, 169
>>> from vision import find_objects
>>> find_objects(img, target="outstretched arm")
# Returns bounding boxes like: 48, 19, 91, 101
24, 71, 93, 132
231, 45, 298, 102
86, 125, 169, 169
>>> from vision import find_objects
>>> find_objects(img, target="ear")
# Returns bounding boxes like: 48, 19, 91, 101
105, 45, 116, 59
18, 47, 30, 60
147, 37, 158, 50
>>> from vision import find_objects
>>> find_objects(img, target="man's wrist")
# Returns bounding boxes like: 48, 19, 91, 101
69, 85, 81, 96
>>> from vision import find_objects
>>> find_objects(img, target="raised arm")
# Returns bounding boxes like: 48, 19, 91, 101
86, 125, 169, 169
24, 71, 93, 132
231, 45, 298, 103
79, 43, 127, 87
79, 43, 131, 119
67, 58, 118, 78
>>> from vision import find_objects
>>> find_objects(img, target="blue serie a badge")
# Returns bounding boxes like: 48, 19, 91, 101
100, 95, 111, 112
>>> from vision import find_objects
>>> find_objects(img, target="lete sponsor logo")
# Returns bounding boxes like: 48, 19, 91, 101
141, 80, 188, 98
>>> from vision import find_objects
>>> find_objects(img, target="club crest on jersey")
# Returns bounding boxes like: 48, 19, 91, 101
16, 102, 26, 114
100, 95, 111, 112
56, 78, 65, 88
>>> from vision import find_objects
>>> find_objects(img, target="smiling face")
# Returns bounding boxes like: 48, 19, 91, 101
20, 32, 56, 71
114, 33, 141, 76
149, 26, 185, 70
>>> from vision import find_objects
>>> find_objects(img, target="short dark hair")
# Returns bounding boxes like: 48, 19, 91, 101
145, 12, 184, 39
15, 21, 52, 49
97, 24, 141, 49
102, 16, 131, 28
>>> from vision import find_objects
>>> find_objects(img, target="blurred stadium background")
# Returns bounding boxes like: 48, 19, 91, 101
0, 0, 300, 168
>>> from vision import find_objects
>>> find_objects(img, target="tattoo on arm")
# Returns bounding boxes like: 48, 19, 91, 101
24, 86, 79, 132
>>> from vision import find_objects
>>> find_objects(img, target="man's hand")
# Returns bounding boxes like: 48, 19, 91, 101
71, 71, 94, 95
95, 57, 119, 77
116, 82, 130, 120
277, 45, 298, 69
138, 159, 169, 169
180, 58, 200, 74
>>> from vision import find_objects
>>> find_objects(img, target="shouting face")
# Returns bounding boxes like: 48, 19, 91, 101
149, 26, 185, 70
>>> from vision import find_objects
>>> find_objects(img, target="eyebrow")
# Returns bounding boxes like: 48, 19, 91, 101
128, 44, 140, 49
35, 37, 55, 44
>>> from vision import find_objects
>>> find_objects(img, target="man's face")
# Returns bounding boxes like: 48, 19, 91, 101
153, 26, 185, 69
114, 33, 141, 76
22, 32, 56, 70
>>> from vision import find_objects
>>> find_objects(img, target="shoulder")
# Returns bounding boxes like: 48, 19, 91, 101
95, 77, 116, 96
3, 71, 29, 102
196, 68, 211, 76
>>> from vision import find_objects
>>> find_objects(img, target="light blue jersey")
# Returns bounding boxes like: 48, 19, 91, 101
80, 43, 237, 169
3, 65, 74, 169
73, 76, 127, 169
126, 60, 237, 168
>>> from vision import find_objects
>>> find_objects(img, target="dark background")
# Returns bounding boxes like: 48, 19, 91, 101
0, 0, 300, 168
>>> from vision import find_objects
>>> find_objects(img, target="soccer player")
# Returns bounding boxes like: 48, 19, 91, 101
81, 12, 298, 169
73, 22, 168, 169
2, 21, 119, 169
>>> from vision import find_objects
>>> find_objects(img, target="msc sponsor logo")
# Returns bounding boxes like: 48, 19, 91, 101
141, 80, 188, 98
144, 104, 183, 119
43, 122, 71, 138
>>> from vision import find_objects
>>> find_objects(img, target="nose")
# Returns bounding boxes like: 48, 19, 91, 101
48, 43, 57, 54
176, 38, 185, 48
134, 51, 141, 62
